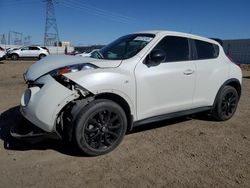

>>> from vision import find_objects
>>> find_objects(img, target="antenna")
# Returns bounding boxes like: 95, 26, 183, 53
44, 0, 60, 46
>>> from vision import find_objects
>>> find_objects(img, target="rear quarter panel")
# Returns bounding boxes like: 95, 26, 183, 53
192, 54, 230, 108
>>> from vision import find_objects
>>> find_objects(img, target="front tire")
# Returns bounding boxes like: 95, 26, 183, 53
212, 86, 239, 121
74, 99, 127, 156
11, 54, 19, 60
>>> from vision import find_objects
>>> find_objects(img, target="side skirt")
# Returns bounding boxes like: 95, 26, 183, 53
133, 106, 212, 128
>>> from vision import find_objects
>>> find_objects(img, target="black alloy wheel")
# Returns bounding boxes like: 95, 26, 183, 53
74, 99, 127, 156
212, 86, 239, 121
221, 90, 237, 117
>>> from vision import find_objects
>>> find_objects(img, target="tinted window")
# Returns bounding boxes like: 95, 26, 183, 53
41, 47, 48, 51
153, 36, 189, 62
29, 47, 39, 50
195, 40, 219, 59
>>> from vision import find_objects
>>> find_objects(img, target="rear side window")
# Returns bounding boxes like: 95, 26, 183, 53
194, 40, 219, 59
29, 47, 39, 50
154, 36, 189, 62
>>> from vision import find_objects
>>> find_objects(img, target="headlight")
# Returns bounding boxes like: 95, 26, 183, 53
49, 63, 98, 77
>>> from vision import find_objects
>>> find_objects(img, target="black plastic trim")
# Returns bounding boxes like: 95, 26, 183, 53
133, 106, 212, 127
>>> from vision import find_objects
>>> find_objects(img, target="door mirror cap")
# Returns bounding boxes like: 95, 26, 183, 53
146, 49, 166, 66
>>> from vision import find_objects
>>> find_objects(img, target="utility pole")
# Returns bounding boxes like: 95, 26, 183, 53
44, 0, 60, 46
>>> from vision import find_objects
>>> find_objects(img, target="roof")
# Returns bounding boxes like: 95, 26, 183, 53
134, 30, 219, 45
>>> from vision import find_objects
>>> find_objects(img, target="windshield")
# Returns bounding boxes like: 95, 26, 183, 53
91, 33, 155, 60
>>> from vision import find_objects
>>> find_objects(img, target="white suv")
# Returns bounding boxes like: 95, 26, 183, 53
0, 47, 6, 61
17, 31, 242, 156
7, 46, 49, 60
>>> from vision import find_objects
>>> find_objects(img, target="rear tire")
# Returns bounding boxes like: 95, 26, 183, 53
74, 99, 127, 156
39, 54, 46, 59
212, 86, 239, 121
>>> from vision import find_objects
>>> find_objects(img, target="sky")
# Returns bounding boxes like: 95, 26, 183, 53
0, 0, 250, 46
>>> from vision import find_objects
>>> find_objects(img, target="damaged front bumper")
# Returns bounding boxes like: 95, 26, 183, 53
20, 75, 80, 133
10, 117, 60, 142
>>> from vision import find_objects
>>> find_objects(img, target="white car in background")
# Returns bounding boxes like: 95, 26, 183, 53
0, 46, 6, 61
7, 46, 49, 60
75, 49, 100, 58
16, 30, 242, 156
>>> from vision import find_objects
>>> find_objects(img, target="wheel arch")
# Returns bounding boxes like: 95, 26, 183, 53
95, 92, 134, 132
213, 78, 241, 106
57, 92, 134, 141
11, 53, 19, 58
39, 53, 47, 59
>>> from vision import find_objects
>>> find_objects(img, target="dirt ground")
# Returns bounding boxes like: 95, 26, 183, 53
0, 60, 250, 188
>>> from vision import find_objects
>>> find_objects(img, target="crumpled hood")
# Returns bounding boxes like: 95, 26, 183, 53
25, 55, 122, 81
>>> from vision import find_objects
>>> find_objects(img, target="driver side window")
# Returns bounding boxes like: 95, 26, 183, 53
154, 36, 190, 62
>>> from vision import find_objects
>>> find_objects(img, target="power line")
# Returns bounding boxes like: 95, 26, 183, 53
67, 0, 133, 22
59, 0, 134, 24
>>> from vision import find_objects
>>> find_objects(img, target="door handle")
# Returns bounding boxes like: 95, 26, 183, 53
183, 69, 194, 75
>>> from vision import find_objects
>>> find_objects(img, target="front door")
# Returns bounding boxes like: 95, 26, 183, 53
135, 35, 196, 120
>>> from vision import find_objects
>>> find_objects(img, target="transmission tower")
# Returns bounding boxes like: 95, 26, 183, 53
24, 35, 32, 45
0, 34, 7, 45
8, 31, 23, 45
44, 0, 60, 46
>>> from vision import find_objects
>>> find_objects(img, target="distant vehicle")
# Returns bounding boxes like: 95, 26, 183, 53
6, 47, 19, 52
41, 46, 50, 54
7, 46, 49, 60
0, 47, 6, 61
17, 30, 242, 156
75, 49, 100, 57
65, 50, 81, 56
0, 46, 5, 51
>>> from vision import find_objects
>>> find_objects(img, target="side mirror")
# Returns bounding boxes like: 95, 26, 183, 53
146, 49, 166, 66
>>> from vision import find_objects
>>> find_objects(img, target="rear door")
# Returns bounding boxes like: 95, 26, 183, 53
28, 46, 40, 57
191, 39, 229, 108
135, 35, 196, 120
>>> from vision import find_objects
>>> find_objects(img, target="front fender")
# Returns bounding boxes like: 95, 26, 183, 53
65, 69, 136, 118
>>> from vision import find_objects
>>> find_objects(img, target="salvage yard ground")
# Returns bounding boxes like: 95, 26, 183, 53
0, 60, 250, 187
